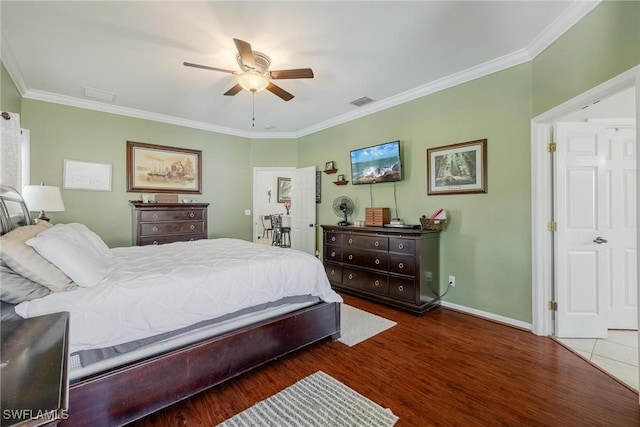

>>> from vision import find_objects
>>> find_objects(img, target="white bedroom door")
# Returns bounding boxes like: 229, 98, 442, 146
290, 166, 317, 255
554, 122, 637, 338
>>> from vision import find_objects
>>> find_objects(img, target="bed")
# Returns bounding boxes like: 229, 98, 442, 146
0, 185, 342, 426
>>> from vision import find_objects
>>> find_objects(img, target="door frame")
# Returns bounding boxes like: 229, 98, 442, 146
530, 65, 640, 337
252, 167, 294, 243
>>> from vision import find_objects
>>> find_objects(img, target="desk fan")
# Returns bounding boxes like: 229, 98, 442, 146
332, 197, 354, 226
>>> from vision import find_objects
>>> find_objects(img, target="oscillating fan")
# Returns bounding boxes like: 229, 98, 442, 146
332, 197, 354, 226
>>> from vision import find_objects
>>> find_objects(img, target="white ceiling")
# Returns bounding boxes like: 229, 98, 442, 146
1, 1, 601, 138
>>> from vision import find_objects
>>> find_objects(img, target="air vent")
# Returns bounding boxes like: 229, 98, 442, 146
349, 96, 374, 107
82, 86, 117, 102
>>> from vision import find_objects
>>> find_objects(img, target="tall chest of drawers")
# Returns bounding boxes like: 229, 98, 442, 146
322, 225, 440, 314
131, 202, 209, 246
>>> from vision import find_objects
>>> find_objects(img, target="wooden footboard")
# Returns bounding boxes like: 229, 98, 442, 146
60, 301, 340, 427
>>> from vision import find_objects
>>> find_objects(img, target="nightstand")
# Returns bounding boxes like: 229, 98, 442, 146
1, 312, 70, 427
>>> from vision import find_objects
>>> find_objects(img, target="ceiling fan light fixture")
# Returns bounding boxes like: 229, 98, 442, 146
237, 71, 269, 93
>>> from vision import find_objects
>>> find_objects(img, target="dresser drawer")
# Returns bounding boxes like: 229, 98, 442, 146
140, 234, 204, 246
324, 245, 342, 262
389, 237, 416, 255
343, 249, 388, 271
343, 268, 389, 295
325, 232, 343, 245
388, 254, 416, 276
343, 234, 388, 251
389, 277, 415, 302
141, 221, 205, 236
140, 209, 205, 222
324, 265, 342, 283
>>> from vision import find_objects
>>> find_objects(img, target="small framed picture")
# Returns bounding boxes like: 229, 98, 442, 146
337, 174, 345, 181
325, 161, 334, 171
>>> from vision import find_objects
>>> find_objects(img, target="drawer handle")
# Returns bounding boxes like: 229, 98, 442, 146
189, 212, 195, 218
374, 241, 379, 247
398, 243, 405, 250
374, 280, 380, 286
331, 236, 336, 242
189, 238, 195, 241
152, 241, 159, 245
398, 262, 404, 269
348, 254, 353, 260
190, 225, 195, 230
375, 259, 380, 265
348, 273, 353, 280
153, 213, 158, 219
330, 270, 335, 276
331, 251, 336, 257
398, 285, 404, 292
348, 238, 353, 244
152, 226, 158, 232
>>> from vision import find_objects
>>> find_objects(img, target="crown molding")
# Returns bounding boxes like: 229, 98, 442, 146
5, 1, 601, 140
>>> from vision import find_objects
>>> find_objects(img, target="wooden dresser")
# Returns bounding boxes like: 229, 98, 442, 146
322, 225, 440, 314
130, 202, 209, 246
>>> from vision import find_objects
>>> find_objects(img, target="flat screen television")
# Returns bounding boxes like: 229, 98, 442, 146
350, 140, 402, 185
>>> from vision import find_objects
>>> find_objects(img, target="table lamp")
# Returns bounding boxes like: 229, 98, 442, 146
21, 183, 65, 222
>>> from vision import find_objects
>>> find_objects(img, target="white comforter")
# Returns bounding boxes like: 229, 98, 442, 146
16, 239, 342, 353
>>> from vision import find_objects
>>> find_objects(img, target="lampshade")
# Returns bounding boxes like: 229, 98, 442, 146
22, 185, 65, 221
236, 71, 269, 93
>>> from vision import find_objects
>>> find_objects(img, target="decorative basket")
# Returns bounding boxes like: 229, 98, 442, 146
419, 217, 446, 231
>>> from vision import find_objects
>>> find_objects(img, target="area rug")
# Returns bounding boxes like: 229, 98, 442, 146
217, 371, 398, 426
338, 304, 397, 347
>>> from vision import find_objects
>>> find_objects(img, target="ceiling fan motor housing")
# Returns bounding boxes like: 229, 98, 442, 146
236, 51, 271, 74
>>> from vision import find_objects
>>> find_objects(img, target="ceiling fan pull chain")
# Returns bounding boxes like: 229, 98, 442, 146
252, 91, 256, 127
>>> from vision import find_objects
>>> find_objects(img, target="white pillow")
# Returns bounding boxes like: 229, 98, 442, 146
26, 224, 113, 288
0, 222, 75, 291
60, 223, 112, 259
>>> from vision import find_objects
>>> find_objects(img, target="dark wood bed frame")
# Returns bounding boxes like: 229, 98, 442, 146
0, 185, 341, 426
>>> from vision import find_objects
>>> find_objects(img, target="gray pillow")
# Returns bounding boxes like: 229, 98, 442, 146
0, 300, 21, 321
0, 259, 52, 303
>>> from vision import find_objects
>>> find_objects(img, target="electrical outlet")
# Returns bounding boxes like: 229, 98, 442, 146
448, 275, 456, 287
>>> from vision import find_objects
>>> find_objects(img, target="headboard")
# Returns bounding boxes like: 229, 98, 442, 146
0, 185, 32, 236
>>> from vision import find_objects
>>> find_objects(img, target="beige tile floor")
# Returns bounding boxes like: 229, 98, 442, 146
557, 330, 638, 391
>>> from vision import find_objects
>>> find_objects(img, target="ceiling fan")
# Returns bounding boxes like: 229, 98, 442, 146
184, 38, 314, 101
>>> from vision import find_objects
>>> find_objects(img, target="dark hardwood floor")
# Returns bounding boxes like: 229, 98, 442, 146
130, 294, 640, 426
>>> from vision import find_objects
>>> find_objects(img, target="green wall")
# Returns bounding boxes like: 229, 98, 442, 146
6, 1, 638, 324
300, 64, 534, 321
532, 0, 640, 115
1, 62, 22, 114
20, 100, 253, 247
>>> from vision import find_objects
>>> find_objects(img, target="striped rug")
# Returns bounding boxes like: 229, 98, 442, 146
217, 371, 399, 426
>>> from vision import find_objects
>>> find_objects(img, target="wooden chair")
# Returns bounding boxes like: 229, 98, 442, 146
261, 215, 273, 239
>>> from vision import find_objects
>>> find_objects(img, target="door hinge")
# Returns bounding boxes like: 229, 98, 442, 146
547, 142, 556, 152
547, 221, 557, 232
548, 301, 558, 311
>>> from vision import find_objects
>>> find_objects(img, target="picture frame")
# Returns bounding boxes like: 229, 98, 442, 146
126, 141, 202, 194
325, 161, 334, 171
427, 139, 487, 195
63, 160, 112, 191
277, 177, 291, 203
337, 174, 345, 182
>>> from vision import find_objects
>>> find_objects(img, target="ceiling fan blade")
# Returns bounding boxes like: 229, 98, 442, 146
270, 68, 314, 79
183, 62, 236, 74
233, 38, 255, 69
223, 84, 243, 96
266, 82, 294, 101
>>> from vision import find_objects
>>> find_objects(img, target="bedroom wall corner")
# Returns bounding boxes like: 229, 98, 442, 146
1, 61, 22, 115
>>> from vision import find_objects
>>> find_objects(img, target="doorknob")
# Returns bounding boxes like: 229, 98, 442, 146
593, 236, 608, 244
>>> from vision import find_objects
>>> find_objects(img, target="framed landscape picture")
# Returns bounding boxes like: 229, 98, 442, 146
277, 177, 291, 203
126, 141, 202, 194
427, 139, 487, 195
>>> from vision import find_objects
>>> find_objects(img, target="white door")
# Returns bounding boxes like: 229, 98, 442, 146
290, 166, 317, 255
554, 122, 637, 338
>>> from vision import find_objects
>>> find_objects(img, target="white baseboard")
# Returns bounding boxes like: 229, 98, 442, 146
440, 300, 533, 332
